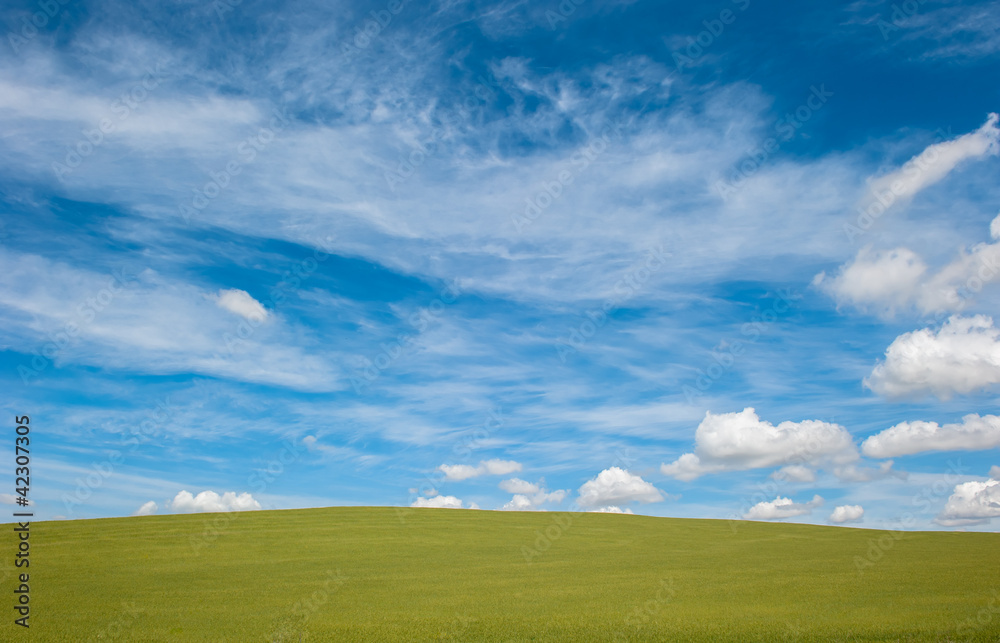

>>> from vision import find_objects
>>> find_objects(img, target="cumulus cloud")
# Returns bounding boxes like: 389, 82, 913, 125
742, 495, 824, 521
868, 112, 999, 200
862, 414, 1000, 457
991, 466, 1000, 480
500, 495, 534, 511
865, 316, 1000, 399
484, 460, 522, 476
936, 479, 1000, 526
813, 246, 928, 317
215, 288, 268, 321
660, 408, 857, 481
577, 467, 664, 508
167, 490, 261, 513
410, 495, 476, 509
590, 506, 635, 514
438, 459, 522, 481
829, 504, 864, 524
499, 478, 568, 511
133, 501, 158, 516
815, 214, 1000, 318
499, 478, 540, 494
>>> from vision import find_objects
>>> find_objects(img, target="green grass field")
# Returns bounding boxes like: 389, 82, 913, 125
2, 506, 999, 641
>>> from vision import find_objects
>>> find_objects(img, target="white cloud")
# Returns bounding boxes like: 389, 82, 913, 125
865, 316, 1000, 399
0, 493, 18, 505
411, 495, 465, 509
499, 491, 568, 511
482, 459, 523, 475
499, 478, 568, 510
991, 466, 1000, 480
133, 501, 158, 516
577, 467, 664, 508
438, 459, 522, 481
660, 408, 857, 481
862, 414, 1000, 457
814, 214, 1000, 317
501, 494, 534, 511
590, 506, 634, 514
215, 288, 268, 321
167, 490, 261, 513
813, 246, 927, 317
868, 112, 999, 200
437, 464, 480, 481
742, 495, 823, 521
936, 479, 1000, 526
829, 505, 864, 524
499, 478, 540, 494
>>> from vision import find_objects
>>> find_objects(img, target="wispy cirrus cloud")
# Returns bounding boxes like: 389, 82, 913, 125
0, 249, 339, 391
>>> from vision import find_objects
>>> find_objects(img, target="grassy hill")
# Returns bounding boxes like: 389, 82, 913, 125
3, 506, 999, 641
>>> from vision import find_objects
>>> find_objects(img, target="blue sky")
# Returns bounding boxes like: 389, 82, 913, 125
1, 0, 999, 529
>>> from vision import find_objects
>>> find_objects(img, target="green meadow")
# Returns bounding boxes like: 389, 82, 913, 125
2, 506, 999, 641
